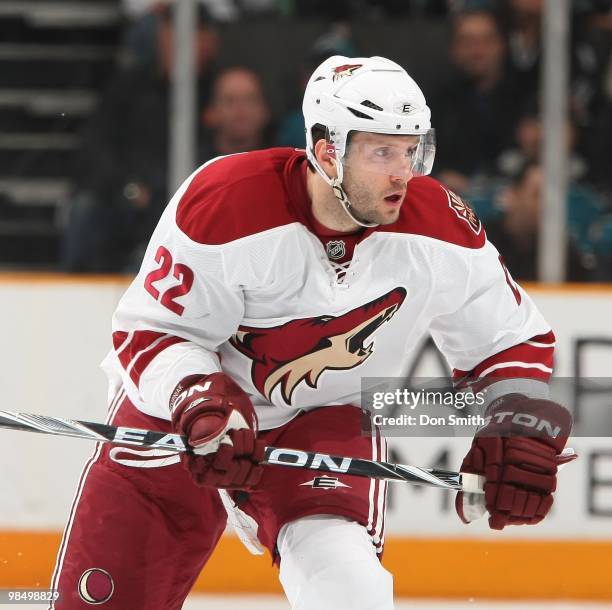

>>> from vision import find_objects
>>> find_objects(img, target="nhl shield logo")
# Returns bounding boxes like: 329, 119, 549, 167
326, 240, 346, 260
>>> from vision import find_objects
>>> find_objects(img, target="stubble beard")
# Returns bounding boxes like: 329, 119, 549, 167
343, 172, 401, 226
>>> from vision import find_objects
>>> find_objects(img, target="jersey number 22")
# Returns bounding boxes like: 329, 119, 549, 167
144, 246, 194, 316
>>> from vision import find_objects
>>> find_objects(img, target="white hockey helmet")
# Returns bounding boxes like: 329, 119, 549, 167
302, 55, 435, 226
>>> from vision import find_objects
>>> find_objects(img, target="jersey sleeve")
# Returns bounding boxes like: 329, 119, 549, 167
105, 171, 245, 421
428, 237, 555, 393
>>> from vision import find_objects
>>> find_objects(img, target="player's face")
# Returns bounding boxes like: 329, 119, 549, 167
341, 132, 420, 225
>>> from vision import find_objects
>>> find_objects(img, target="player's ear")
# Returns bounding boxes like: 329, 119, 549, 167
313, 138, 338, 180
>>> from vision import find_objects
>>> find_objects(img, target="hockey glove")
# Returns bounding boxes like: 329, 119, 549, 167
455, 394, 573, 530
170, 372, 265, 490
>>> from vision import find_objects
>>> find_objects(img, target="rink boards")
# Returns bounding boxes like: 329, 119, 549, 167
0, 275, 610, 599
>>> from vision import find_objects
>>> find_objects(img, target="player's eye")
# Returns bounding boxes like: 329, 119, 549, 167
373, 147, 391, 158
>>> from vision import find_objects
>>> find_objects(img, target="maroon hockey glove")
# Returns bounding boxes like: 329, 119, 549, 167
170, 372, 265, 490
456, 394, 573, 530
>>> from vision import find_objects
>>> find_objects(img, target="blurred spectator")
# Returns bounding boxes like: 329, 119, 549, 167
501, 0, 541, 88
276, 23, 359, 148
466, 110, 608, 251
429, 9, 525, 193
122, 0, 166, 18
485, 163, 606, 281
122, 0, 240, 22
576, 3, 612, 197
497, 111, 589, 183
123, 0, 283, 22
61, 5, 218, 272
199, 67, 272, 161
501, 0, 610, 129
122, 2, 219, 70
288, 0, 458, 19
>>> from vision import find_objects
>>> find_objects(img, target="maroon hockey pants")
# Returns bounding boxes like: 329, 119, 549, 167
49, 394, 385, 609
48, 392, 227, 610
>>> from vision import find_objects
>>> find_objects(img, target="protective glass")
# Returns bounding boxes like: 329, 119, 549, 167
325, 127, 436, 178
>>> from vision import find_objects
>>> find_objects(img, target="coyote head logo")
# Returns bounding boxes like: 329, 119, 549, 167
332, 63, 363, 81
229, 287, 406, 404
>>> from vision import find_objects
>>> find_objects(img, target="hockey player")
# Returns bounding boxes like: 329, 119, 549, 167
50, 56, 571, 610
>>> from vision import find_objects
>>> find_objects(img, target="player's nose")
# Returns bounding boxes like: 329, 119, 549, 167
389, 160, 413, 183
389, 170, 411, 186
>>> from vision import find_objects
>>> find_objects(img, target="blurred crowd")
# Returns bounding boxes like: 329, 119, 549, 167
60, 0, 612, 280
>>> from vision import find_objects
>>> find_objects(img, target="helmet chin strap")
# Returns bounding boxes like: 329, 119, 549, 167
330, 158, 379, 229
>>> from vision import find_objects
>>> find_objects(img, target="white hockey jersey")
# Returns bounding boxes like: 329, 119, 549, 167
102, 148, 555, 430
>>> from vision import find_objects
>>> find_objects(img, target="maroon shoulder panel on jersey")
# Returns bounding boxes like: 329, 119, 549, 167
382, 176, 487, 249
176, 148, 302, 245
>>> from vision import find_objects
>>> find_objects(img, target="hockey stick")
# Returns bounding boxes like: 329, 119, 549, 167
0, 410, 483, 493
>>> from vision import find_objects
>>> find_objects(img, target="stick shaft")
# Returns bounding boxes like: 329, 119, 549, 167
0, 410, 483, 493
